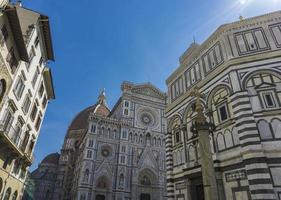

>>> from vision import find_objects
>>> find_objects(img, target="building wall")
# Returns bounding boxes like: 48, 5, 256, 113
0, 4, 54, 200
165, 11, 281, 200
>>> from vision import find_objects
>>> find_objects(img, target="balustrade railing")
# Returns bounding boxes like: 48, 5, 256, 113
0, 120, 24, 152
0, 121, 35, 165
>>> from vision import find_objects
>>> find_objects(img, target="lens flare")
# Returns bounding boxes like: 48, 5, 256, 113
239, 0, 247, 4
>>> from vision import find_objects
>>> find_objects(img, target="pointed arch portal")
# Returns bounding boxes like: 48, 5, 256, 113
140, 193, 151, 200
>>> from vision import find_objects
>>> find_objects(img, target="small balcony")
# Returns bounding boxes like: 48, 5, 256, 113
0, 121, 34, 166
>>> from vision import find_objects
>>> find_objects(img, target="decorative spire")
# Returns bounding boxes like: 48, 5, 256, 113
98, 88, 107, 105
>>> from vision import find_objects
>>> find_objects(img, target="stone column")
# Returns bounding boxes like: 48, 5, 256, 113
195, 123, 218, 200
191, 87, 218, 200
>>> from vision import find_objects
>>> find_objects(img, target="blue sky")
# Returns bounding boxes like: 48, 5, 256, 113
25, 0, 281, 170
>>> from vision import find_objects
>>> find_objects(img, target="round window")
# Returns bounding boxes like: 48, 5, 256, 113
101, 146, 112, 158
141, 113, 152, 125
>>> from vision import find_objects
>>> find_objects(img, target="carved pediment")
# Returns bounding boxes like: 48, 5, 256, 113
255, 82, 276, 89
95, 160, 113, 177
131, 84, 166, 100
137, 147, 158, 170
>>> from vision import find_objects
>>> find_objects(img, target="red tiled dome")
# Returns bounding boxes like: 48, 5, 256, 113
66, 90, 110, 137
41, 153, 60, 165
68, 105, 97, 131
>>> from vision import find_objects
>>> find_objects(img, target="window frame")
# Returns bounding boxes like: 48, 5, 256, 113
216, 102, 230, 123
22, 94, 31, 114
30, 104, 38, 122
86, 150, 92, 159
13, 76, 25, 100
35, 113, 42, 131
259, 90, 279, 110
31, 67, 40, 87
262, 92, 276, 108
122, 130, 127, 139
215, 99, 231, 123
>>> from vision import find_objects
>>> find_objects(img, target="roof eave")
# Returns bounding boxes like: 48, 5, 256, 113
4, 5, 29, 62
43, 67, 55, 99
39, 15, 54, 61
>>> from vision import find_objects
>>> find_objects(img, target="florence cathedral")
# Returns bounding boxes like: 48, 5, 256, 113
48, 82, 167, 200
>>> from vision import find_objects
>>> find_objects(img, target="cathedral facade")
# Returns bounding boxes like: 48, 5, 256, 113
54, 82, 167, 200
165, 11, 281, 200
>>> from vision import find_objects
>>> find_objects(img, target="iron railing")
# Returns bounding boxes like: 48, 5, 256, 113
0, 120, 25, 152
0, 121, 35, 164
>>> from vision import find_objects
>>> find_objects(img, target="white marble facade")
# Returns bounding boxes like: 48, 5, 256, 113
54, 82, 167, 200
165, 10, 281, 200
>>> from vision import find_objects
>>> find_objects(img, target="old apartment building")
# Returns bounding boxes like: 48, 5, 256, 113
0, 2, 55, 199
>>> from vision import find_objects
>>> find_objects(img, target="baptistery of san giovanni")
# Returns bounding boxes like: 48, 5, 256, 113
53, 82, 167, 200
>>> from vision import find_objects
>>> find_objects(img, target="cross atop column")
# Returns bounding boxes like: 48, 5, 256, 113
191, 86, 206, 124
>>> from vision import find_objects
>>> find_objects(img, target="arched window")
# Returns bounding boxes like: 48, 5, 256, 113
158, 138, 161, 146
129, 132, 132, 141
107, 128, 111, 138
134, 134, 138, 143
119, 173, 124, 187
184, 106, 197, 139
140, 135, 143, 144
245, 72, 281, 109
211, 87, 230, 124
83, 169, 89, 182
271, 119, 281, 138
12, 191, 17, 200
153, 137, 156, 146
258, 120, 273, 140
188, 145, 195, 162
224, 129, 234, 148
246, 72, 281, 88
175, 131, 181, 144
232, 127, 240, 146
169, 116, 181, 145
113, 129, 117, 139
217, 133, 226, 151
3, 187, 11, 200
12, 159, 21, 175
